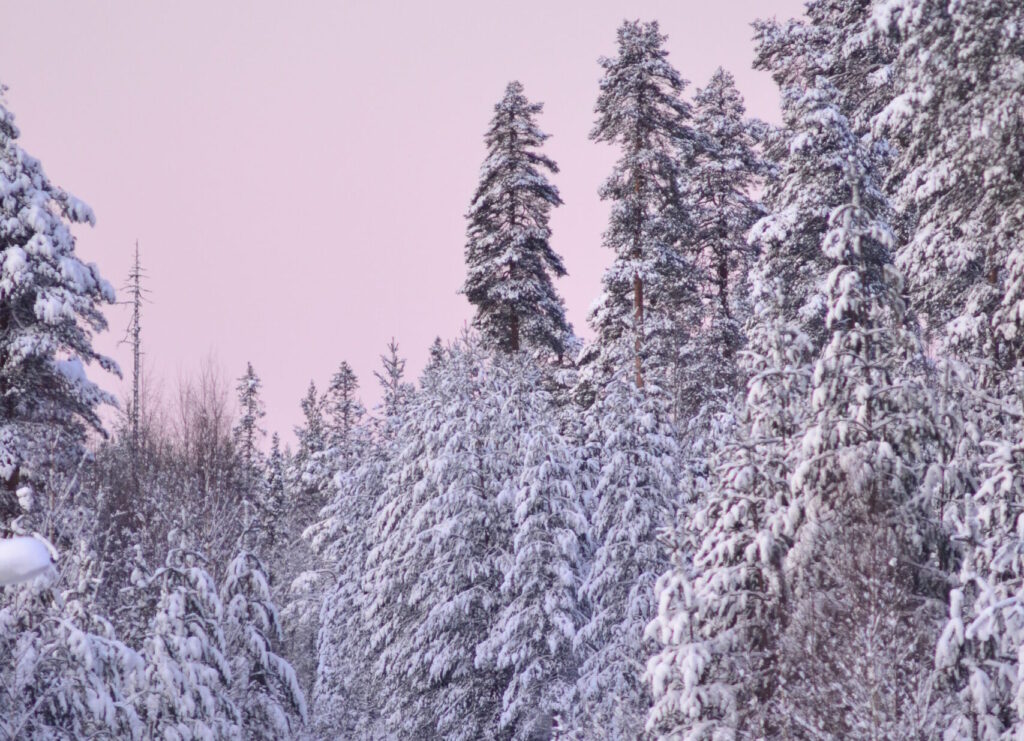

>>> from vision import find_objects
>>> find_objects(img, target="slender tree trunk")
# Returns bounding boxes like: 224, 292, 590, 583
632, 152, 645, 389
510, 312, 520, 353
506, 113, 521, 355
633, 274, 644, 388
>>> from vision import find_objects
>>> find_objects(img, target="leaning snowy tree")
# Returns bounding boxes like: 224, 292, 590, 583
141, 534, 240, 739
0, 87, 117, 526
587, 20, 701, 390
463, 81, 571, 357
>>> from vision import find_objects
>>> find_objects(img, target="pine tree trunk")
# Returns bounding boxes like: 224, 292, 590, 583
634, 273, 644, 388
510, 312, 520, 352
633, 159, 645, 389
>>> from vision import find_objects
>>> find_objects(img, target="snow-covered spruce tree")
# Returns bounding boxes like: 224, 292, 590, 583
0, 566, 145, 739
377, 339, 513, 739
362, 351, 442, 737
295, 380, 326, 471
673, 67, 764, 422
290, 379, 331, 512
374, 337, 415, 420
323, 359, 366, 465
287, 381, 328, 543
294, 369, 361, 553
476, 382, 586, 740
365, 338, 554, 739
261, 432, 289, 554
233, 361, 266, 487
309, 446, 387, 737
463, 81, 571, 357
280, 380, 331, 701
310, 340, 412, 737
574, 369, 678, 739
293, 361, 370, 730
587, 20, 700, 390
221, 530, 307, 739
871, 0, 1024, 368
0, 88, 117, 526
141, 534, 239, 738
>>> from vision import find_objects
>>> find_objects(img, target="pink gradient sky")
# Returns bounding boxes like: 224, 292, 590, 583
0, 0, 804, 446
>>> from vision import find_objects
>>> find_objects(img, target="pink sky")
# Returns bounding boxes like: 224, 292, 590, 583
0, 0, 805, 446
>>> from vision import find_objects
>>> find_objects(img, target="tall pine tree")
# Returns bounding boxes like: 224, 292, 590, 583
463, 81, 571, 356
674, 67, 765, 420
587, 20, 700, 390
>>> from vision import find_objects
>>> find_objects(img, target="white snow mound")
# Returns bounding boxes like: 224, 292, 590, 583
0, 536, 55, 586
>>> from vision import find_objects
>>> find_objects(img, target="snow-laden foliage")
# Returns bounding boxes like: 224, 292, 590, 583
309, 453, 386, 738
221, 547, 306, 738
141, 535, 240, 739
754, 1, 896, 138
0, 570, 144, 739
307, 340, 414, 739
0, 90, 117, 525
367, 340, 521, 739
575, 372, 678, 739
932, 363, 1024, 738
768, 90, 945, 737
476, 401, 587, 740
12, 5, 1024, 739
872, 0, 1024, 364
647, 46, 948, 737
